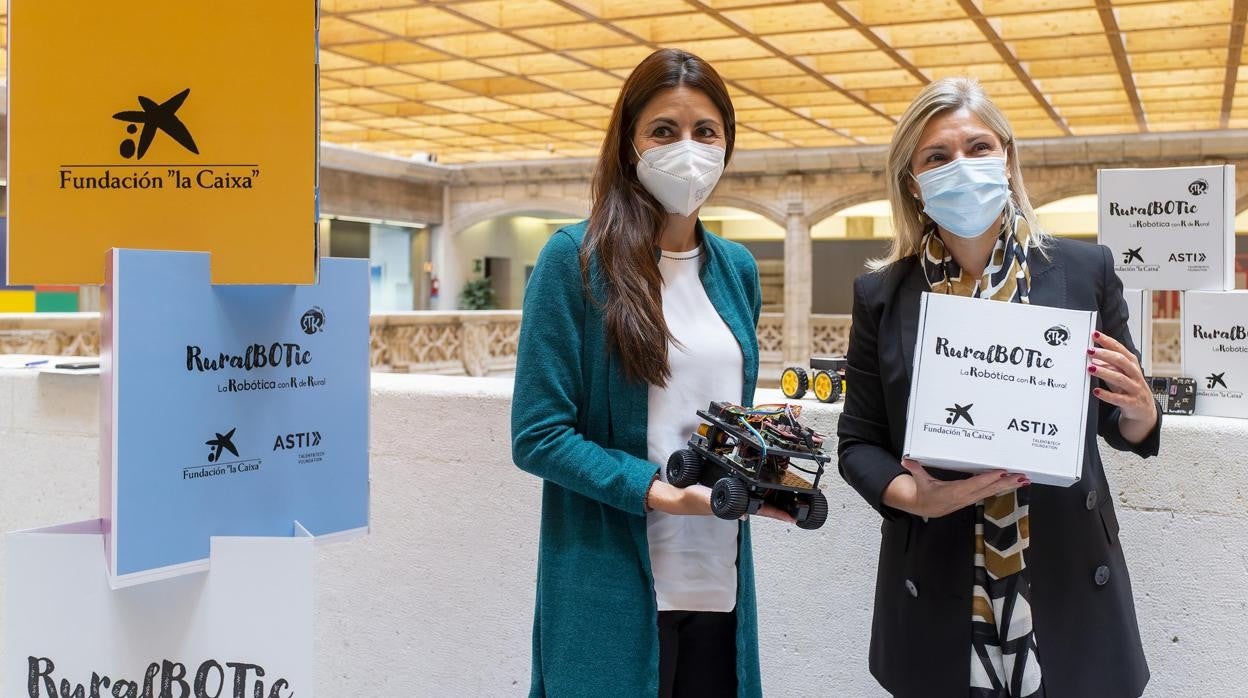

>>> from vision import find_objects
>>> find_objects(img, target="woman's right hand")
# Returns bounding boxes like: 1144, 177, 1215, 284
646, 480, 713, 516
883, 459, 1028, 518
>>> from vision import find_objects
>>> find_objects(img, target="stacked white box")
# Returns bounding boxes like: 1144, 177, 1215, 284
903, 292, 1096, 487
1121, 289, 1152, 375
1098, 165, 1235, 291
1182, 291, 1248, 419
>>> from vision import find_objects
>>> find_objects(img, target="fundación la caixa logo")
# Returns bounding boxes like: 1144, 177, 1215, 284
186, 427, 262, 481
1201, 370, 1244, 400
58, 87, 260, 191
112, 87, 199, 160
945, 403, 974, 426
923, 402, 995, 441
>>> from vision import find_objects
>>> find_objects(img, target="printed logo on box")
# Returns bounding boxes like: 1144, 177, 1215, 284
1200, 371, 1243, 400
923, 402, 995, 441
28, 656, 295, 698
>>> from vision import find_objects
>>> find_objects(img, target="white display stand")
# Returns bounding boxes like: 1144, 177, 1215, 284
4, 520, 314, 698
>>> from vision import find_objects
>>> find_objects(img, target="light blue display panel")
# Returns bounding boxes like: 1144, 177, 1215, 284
102, 249, 370, 586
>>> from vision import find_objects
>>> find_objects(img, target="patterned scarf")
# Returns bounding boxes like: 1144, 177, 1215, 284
920, 206, 1045, 698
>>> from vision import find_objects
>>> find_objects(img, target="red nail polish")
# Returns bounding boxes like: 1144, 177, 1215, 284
1087, 348, 1096, 356
1088, 366, 1097, 373
1093, 388, 1102, 396
1093, 331, 1101, 339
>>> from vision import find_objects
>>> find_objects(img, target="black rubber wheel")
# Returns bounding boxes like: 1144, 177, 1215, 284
828, 377, 843, 404
666, 448, 704, 488
796, 490, 829, 530
780, 366, 808, 399
711, 477, 750, 520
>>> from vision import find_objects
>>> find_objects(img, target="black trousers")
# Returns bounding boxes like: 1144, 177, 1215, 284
657, 610, 737, 698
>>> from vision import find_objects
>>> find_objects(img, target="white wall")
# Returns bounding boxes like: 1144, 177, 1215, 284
442, 215, 560, 311
1, 369, 1245, 697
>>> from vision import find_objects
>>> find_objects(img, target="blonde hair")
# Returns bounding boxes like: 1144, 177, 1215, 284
871, 77, 1049, 270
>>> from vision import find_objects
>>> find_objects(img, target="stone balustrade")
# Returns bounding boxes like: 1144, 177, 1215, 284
0, 311, 1186, 378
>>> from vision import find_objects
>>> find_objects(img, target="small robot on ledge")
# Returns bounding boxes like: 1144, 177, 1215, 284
667, 402, 830, 530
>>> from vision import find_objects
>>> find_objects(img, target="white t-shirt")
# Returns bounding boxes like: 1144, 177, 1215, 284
646, 245, 744, 613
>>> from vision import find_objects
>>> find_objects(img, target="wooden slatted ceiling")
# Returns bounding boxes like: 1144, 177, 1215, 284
0, 1, 1243, 162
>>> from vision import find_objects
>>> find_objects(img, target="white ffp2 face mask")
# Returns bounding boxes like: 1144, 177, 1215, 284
634, 140, 725, 217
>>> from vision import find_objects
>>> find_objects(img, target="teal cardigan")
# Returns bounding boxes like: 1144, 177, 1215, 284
511, 220, 764, 697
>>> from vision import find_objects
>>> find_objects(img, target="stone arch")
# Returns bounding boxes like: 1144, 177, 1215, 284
704, 193, 786, 227
805, 189, 889, 228
449, 198, 587, 236
1030, 186, 1096, 209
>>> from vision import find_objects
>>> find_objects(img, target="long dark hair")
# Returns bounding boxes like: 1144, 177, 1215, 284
582, 48, 735, 387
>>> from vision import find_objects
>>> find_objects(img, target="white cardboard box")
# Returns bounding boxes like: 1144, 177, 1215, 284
1122, 289, 1152, 376
1182, 290, 1248, 419
1098, 165, 1236, 291
903, 292, 1096, 487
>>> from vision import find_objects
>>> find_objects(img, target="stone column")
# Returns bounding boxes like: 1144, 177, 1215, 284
782, 201, 812, 367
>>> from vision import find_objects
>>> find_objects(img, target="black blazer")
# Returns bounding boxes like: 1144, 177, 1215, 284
837, 238, 1162, 698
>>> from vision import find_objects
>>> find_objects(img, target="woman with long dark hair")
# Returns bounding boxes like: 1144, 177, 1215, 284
512, 48, 789, 697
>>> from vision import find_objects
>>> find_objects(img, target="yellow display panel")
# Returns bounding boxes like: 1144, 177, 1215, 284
7, 0, 317, 285
0, 290, 36, 312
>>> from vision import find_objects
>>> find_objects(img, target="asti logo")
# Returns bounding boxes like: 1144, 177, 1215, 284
274, 431, 322, 450
1007, 418, 1058, 436
944, 403, 974, 426
1169, 252, 1207, 263
112, 88, 199, 160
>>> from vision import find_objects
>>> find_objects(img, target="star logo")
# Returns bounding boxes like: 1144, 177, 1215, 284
944, 403, 974, 427
112, 88, 199, 160
205, 427, 239, 463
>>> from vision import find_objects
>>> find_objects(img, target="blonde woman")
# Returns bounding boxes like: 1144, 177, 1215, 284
837, 77, 1160, 698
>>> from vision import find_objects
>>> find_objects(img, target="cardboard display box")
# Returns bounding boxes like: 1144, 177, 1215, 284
1097, 165, 1236, 291
1182, 291, 1248, 419
1122, 289, 1152, 376
904, 292, 1096, 487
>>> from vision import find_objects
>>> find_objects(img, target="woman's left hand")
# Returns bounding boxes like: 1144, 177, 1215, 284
1088, 331, 1158, 443
749, 503, 796, 525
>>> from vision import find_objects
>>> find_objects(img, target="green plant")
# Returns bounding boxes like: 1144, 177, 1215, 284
459, 277, 498, 310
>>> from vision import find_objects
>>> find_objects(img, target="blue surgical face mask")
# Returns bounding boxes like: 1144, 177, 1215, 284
911, 155, 1010, 239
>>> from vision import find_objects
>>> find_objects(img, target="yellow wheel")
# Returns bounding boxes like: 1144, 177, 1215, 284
813, 371, 833, 402
814, 371, 842, 403
780, 367, 808, 399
